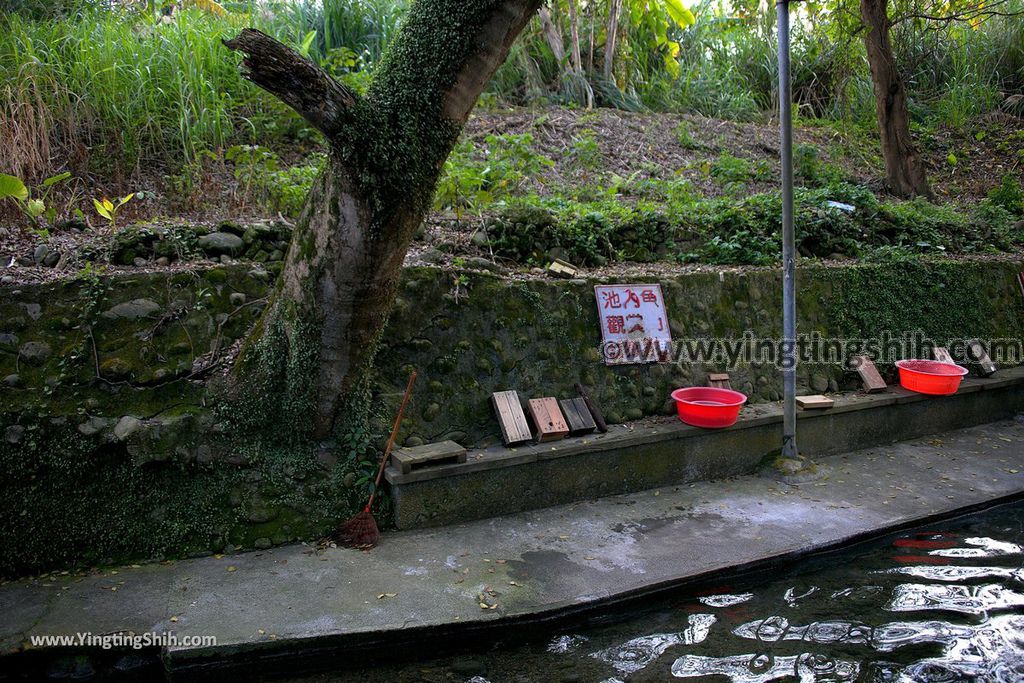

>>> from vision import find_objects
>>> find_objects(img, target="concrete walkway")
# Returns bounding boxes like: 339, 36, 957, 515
3, 419, 1024, 678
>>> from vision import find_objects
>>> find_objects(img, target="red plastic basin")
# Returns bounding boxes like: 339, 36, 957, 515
671, 387, 747, 428
895, 359, 968, 396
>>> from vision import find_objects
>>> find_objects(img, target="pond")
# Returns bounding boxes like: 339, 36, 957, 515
291, 500, 1024, 683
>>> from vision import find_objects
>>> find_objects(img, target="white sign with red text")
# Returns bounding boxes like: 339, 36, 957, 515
594, 284, 672, 365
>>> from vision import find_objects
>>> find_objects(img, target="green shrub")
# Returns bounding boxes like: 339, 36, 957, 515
485, 204, 559, 264
709, 153, 754, 183
674, 121, 698, 149
794, 143, 845, 186
268, 156, 325, 218
485, 177, 1024, 268
486, 197, 680, 267
971, 200, 1019, 249
567, 129, 602, 170
987, 174, 1024, 217
435, 133, 553, 213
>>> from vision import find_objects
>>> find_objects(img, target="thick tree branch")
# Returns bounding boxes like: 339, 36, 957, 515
442, 0, 543, 123
224, 28, 357, 139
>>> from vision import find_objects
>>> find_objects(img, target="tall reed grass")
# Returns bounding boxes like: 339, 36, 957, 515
0, 6, 291, 182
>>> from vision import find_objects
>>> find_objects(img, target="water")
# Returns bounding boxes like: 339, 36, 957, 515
289, 502, 1024, 682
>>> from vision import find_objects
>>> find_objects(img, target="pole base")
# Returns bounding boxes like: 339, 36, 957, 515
758, 450, 827, 484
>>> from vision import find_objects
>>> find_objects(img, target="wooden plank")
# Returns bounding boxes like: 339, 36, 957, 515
966, 339, 997, 377
546, 258, 579, 279
559, 397, 596, 435
933, 347, 956, 364
491, 391, 532, 446
707, 372, 731, 389
527, 397, 570, 442
796, 394, 834, 410
850, 355, 886, 393
390, 440, 467, 475
574, 382, 608, 433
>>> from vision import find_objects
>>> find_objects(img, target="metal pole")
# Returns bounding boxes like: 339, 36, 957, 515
777, 0, 798, 458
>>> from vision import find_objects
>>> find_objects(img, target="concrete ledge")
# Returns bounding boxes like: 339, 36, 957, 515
4, 420, 1023, 681
387, 366, 1024, 529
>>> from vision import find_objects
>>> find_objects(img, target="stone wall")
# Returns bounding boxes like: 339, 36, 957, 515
2, 257, 1022, 574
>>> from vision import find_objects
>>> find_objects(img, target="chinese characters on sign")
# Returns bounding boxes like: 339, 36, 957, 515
594, 284, 672, 365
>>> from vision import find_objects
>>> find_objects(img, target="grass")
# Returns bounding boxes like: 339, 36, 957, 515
0, 7, 299, 183
0, 0, 1021, 228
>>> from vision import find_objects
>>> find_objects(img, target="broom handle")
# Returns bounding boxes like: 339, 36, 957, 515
365, 370, 417, 512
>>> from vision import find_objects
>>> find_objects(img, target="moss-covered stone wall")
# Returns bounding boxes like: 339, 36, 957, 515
2, 257, 1022, 575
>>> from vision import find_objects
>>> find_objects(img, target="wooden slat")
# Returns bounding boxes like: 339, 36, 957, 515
491, 391, 532, 446
796, 394, 834, 410
573, 382, 608, 433
527, 397, 569, 442
850, 355, 886, 393
559, 397, 596, 435
390, 440, 467, 474
546, 258, 578, 279
933, 347, 956, 364
707, 372, 731, 389
967, 339, 997, 377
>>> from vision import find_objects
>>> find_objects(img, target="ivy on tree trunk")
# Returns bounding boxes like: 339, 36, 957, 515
223, 0, 541, 440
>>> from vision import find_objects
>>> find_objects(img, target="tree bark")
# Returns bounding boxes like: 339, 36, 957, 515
603, 0, 622, 81
860, 0, 934, 199
567, 0, 583, 73
225, 0, 542, 440
538, 6, 565, 67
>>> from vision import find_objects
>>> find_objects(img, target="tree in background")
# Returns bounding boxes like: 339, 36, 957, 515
860, 0, 934, 198
532, 0, 694, 106
858, 0, 1023, 198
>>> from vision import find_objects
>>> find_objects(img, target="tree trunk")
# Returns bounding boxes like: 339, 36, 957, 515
224, 0, 541, 439
567, 0, 583, 73
603, 0, 622, 82
860, 0, 934, 199
538, 6, 565, 66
